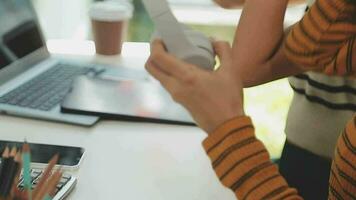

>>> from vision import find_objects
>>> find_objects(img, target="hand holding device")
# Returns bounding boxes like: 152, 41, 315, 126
146, 40, 244, 133
142, 0, 216, 70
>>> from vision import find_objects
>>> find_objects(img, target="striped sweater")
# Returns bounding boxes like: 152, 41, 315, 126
284, 0, 356, 159
202, 0, 356, 199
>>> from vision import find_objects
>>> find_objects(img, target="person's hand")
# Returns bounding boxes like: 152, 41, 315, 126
213, 0, 245, 9
145, 40, 245, 133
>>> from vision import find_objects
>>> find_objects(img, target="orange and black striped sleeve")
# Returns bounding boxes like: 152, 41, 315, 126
284, 0, 356, 76
202, 115, 356, 199
202, 117, 301, 200
328, 115, 356, 199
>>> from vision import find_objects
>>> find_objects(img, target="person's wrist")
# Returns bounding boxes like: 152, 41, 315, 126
203, 108, 245, 133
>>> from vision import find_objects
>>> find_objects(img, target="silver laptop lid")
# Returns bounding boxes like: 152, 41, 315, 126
0, 0, 49, 86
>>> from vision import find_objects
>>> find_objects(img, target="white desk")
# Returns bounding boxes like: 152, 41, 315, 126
0, 41, 235, 200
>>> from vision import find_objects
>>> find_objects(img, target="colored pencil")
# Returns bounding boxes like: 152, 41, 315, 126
0, 147, 10, 187
34, 169, 62, 200
9, 154, 22, 200
22, 142, 32, 200
0, 147, 14, 197
1, 150, 21, 197
33, 154, 58, 199
0, 142, 66, 200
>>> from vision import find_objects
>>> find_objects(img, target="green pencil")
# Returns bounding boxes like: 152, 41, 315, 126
22, 141, 32, 200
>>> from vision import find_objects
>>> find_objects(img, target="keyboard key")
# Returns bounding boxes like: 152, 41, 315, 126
31, 169, 42, 178
62, 173, 72, 180
0, 63, 104, 110
57, 183, 64, 189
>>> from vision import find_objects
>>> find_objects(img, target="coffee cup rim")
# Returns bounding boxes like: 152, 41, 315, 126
89, 1, 133, 22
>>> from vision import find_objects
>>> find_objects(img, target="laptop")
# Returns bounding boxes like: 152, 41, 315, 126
0, 0, 103, 125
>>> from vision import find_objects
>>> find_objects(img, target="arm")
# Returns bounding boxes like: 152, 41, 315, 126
232, 0, 356, 87
145, 39, 301, 199
232, 0, 288, 67
329, 115, 356, 199
229, 0, 306, 87
203, 114, 356, 199
145, 0, 356, 198
284, 0, 356, 76
241, 28, 304, 87
146, 40, 356, 199
203, 117, 302, 199
218, 0, 310, 87
146, 41, 356, 199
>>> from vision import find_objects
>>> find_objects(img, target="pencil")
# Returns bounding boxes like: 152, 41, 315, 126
0, 147, 10, 187
0, 147, 10, 200
0, 147, 14, 197
10, 152, 22, 200
12, 187, 26, 200
33, 154, 59, 199
47, 169, 62, 198
0, 147, 17, 196
34, 169, 62, 200
1, 150, 21, 197
22, 141, 32, 200
0, 147, 9, 178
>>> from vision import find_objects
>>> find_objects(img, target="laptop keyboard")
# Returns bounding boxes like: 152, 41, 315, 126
0, 63, 103, 111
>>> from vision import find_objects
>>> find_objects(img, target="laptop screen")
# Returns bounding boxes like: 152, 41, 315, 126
0, 0, 45, 70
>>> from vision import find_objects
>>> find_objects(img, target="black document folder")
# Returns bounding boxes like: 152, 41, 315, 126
61, 76, 195, 125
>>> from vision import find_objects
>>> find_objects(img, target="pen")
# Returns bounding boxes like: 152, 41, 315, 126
22, 142, 32, 200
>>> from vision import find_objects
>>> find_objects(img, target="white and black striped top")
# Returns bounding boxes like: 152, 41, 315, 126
285, 0, 356, 159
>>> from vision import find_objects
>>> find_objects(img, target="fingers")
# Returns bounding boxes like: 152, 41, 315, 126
213, 41, 232, 66
150, 40, 193, 79
145, 59, 174, 88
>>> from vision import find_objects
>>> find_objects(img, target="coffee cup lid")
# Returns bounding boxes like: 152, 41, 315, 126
89, 1, 133, 21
